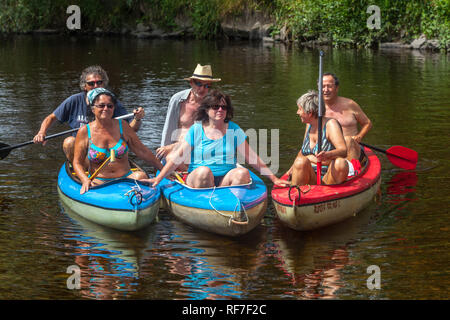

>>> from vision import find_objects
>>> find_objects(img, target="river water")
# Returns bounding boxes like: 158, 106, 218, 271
0, 35, 448, 300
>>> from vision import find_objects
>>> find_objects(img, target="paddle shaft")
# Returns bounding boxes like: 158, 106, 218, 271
0, 113, 134, 156
173, 171, 186, 184
316, 50, 325, 185
2, 127, 79, 152
89, 155, 112, 181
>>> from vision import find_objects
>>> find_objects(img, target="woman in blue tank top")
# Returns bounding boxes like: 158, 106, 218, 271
73, 88, 163, 194
287, 90, 349, 186
145, 90, 287, 188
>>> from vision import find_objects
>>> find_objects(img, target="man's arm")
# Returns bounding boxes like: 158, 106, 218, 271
351, 101, 372, 143
33, 113, 58, 144
160, 89, 191, 147
156, 142, 177, 159
114, 99, 144, 133
128, 107, 145, 132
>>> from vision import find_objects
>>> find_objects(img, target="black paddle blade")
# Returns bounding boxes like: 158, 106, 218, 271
0, 143, 12, 160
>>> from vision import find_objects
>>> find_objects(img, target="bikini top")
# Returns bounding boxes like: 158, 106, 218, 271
87, 120, 129, 164
301, 119, 336, 156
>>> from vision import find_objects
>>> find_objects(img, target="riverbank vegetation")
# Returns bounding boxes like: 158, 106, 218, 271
0, 0, 448, 50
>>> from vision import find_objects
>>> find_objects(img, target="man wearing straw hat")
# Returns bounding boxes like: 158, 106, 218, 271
157, 64, 221, 161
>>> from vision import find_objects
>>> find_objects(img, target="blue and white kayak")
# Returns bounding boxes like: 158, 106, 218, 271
159, 168, 268, 237
57, 162, 160, 231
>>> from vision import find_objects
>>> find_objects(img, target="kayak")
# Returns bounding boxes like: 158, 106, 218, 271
57, 161, 160, 231
271, 147, 381, 231
159, 168, 268, 237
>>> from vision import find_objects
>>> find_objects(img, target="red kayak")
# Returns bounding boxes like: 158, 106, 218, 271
272, 147, 381, 231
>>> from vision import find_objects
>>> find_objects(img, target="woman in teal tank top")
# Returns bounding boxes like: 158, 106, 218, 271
143, 90, 287, 189
73, 88, 163, 194
286, 90, 349, 186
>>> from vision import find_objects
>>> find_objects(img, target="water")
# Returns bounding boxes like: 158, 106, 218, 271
0, 35, 448, 300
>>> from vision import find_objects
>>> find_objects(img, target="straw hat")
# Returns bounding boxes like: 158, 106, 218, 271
184, 64, 221, 82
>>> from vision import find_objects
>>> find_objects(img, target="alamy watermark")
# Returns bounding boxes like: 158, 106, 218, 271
66, 265, 81, 290
66, 5, 81, 30
66, 4, 381, 32
366, 265, 381, 290
367, 5, 381, 30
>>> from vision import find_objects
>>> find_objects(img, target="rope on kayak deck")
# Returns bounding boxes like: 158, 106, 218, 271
208, 186, 249, 226
288, 184, 311, 207
124, 180, 143, 208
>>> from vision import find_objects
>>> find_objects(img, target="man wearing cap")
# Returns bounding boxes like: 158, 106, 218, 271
157, 64, 221, 161
33, 65, 145, 162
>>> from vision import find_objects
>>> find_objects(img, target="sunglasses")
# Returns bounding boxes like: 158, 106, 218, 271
193, 80, 211, 89
94, 103, 114, 109
210, 105, 228, 111
86, 80, 104, 87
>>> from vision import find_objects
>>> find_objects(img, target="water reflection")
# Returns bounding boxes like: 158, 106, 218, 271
145, 217, 266, 299
0, 196, 13, 212
60, 202, 156, 299
386, 171, 418, 203
0, 36, 448, 299
271, 203, 378, 299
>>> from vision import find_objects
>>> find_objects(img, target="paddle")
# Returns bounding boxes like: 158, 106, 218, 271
0, 113, 134, 160
360, 142, 418, 170
173, 171, 186, 184
89, 155, 112, 181
316, 50, 325, 185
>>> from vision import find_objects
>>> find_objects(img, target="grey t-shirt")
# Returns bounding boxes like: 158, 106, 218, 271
160, 88, 191, 147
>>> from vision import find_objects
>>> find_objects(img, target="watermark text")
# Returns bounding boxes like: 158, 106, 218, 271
66, 5, 81, 30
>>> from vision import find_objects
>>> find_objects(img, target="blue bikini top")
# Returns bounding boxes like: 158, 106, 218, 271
87, 120, 129, 164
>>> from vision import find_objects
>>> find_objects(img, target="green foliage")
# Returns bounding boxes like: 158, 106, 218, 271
77, 0, 136, 31
420, 0, 450, 48
272, 0, 449, 49
0, 0, 448, 49
138, 0, 188, 30
0, 0, 136, 33
0, 0, 35, 32
190, 0, 221, 39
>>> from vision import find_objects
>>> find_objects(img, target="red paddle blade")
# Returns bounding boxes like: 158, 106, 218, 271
386, 145, 418, 170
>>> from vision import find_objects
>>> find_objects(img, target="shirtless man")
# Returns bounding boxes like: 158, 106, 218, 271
157, 64, 221, 167
322, 73, 372, 161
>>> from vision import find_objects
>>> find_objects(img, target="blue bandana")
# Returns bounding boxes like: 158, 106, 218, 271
87, 88, 115, 105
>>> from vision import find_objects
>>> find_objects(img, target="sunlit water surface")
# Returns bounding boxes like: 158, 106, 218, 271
0, 36, 448, 300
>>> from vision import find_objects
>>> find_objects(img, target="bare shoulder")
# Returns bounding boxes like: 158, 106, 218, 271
76, 124, 88, 138
338, 96, 363, 113
75, 125, 89, 150
121, 119, 136, 140
326, 117, 342, 130
338, 96, 358, 107
121, 118, 132, 130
